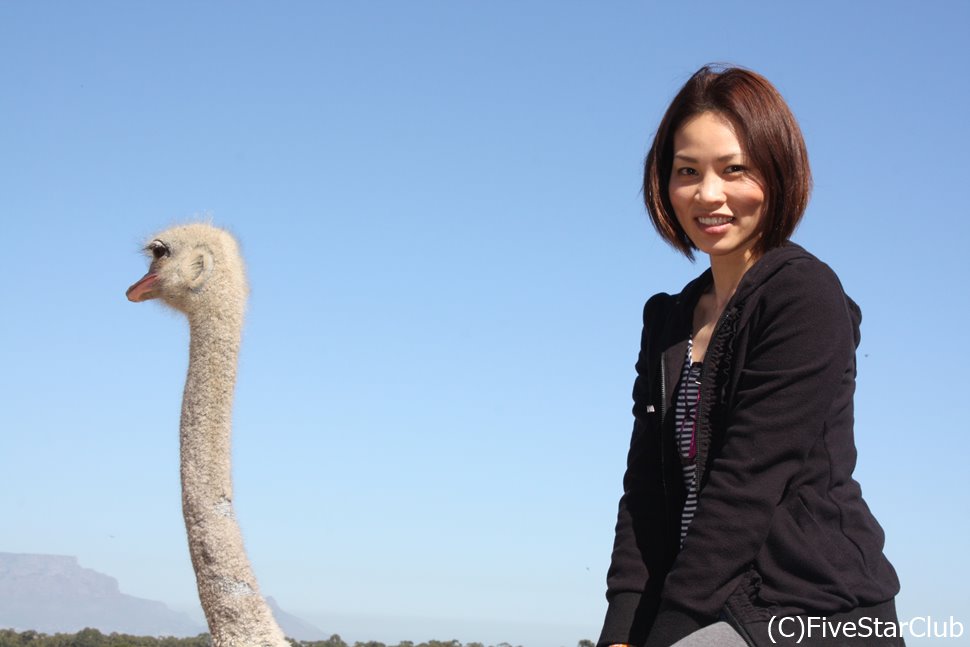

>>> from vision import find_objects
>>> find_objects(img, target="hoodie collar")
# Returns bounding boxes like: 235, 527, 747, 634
674, 241, 815, 315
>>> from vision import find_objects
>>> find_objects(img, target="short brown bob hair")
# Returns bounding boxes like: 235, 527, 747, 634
644, 65, 812, 260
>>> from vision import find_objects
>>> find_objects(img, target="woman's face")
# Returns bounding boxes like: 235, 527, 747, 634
668, 111, 766, 267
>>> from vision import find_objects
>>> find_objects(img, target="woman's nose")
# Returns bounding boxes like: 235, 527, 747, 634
695, 174, 725, 205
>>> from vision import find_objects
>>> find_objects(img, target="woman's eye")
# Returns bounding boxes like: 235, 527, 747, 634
725, 164, 746, 174
676, 167, 697, 176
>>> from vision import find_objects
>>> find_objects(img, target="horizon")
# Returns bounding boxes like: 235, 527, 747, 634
1, 550, 586, 645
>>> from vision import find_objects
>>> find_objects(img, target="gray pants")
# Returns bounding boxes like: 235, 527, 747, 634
671, 621, 748, 647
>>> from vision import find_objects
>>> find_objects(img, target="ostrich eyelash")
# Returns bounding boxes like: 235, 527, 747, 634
146, 240, 170, 259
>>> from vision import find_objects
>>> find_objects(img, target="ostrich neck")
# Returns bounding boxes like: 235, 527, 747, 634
180, 306, 288, 647
182, 310, 242, 501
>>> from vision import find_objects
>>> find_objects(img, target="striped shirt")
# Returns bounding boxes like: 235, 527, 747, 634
674, 338, 703, 548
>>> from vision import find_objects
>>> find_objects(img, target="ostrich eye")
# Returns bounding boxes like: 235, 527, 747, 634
148, 240, 170, 260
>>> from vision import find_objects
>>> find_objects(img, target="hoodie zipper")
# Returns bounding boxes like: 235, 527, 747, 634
660, 352, 668, 427
659, 352, 671, 549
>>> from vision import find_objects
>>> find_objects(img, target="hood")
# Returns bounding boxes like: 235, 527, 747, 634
735, 241, 817, 301
672, 242, 861, 344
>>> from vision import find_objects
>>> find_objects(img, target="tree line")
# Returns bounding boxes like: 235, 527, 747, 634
0, 629, 595, 647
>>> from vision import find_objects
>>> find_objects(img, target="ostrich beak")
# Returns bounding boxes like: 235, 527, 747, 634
127, 272, 160, 302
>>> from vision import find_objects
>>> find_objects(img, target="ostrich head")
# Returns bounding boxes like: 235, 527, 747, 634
127, 223, 248, 315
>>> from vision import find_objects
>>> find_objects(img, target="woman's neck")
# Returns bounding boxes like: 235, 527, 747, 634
708, 248, 759, 311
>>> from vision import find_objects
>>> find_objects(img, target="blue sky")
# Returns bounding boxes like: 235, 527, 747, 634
1, 2, 968, 646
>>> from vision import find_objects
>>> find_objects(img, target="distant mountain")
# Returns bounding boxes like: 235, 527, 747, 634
0, 552, 325, 640
0, 552, 203, 636
267, 596, 327, 641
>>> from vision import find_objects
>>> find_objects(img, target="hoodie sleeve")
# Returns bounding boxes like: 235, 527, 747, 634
645, 259, 858, 644
597, 294, 672, 647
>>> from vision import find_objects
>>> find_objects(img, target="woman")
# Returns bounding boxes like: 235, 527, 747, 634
597, 66, 902, 647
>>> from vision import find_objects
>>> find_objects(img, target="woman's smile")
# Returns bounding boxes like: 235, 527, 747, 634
696, 214, 735, 230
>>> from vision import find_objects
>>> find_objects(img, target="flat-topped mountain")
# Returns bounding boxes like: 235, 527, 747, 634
0, 552, 202, 635
0, 553, 324, 639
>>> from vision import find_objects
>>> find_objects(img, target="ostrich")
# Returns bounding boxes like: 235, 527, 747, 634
127, 223, 289, 647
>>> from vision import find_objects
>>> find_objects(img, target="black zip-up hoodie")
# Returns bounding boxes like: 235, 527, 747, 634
598, 243, 902, 647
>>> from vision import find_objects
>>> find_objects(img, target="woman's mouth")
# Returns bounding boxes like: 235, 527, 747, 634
697, 215, 733, 226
